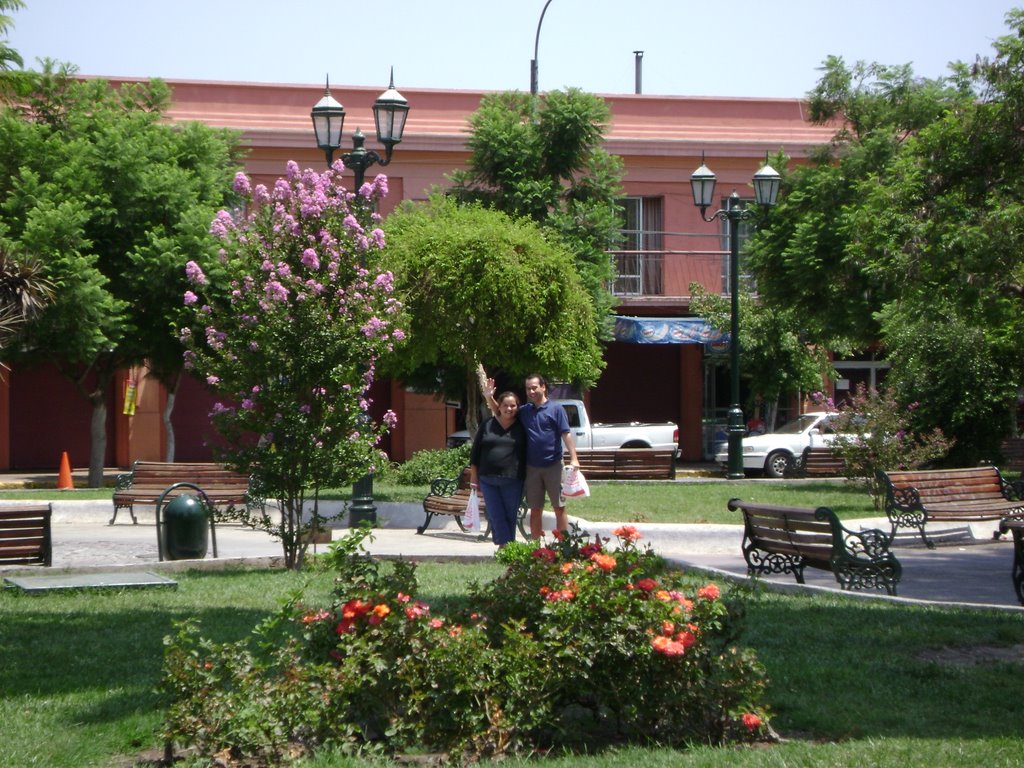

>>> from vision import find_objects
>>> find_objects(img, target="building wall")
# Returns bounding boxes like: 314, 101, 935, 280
2, 78, 837, 469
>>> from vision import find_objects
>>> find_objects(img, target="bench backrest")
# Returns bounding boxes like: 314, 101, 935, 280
128, 461, 249, 488
570, 448, 676, 480
801, 446, 845, 475
1001, 438, 1024, 472
0, 504, 52, 566
728, 498, 835, 569
880, 466, 1005, 504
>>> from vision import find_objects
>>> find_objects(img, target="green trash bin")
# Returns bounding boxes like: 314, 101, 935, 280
157, 483, 213, 561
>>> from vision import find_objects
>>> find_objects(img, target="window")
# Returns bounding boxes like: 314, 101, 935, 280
614, 197, 664, 295
719, 197, 755, 294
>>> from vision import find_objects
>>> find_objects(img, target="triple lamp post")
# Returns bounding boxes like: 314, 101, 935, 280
690, 156, 781, 479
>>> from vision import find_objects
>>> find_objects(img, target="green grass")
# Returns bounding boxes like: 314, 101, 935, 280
2, 562, 1022, 767
0, 478, 880, 525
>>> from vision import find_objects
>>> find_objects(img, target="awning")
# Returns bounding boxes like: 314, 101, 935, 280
612, 315, 727, 347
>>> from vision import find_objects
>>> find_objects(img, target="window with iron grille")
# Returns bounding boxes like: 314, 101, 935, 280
614, 197, 664, 296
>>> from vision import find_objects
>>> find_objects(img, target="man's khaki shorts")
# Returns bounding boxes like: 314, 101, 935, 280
525, 462, 564, 510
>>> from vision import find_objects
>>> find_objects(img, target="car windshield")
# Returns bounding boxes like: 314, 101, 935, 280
773, 414, 824, 435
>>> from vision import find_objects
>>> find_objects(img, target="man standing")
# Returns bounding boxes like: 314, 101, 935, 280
518, 373, 579, 538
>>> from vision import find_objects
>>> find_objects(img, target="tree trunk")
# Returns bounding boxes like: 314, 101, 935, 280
163, 371, 180, 462
464, 366, 482, 438
88, 393, 107, 488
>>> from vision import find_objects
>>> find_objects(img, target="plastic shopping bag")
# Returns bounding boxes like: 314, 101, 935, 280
561, 465, 590, 498
464, 489, 481, 530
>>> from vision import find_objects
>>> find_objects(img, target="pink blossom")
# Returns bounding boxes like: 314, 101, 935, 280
232, 172, 251, 195
185, 260, 207, 285
300, 248, 320, 270
206, 375, 220, 386
209, 210, 235, 238
382, 410, 398, 429
183, 291, 198, 305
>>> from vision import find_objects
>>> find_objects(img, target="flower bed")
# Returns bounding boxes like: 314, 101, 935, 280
160, 525, 771, 763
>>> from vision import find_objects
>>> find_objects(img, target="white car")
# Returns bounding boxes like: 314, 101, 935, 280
714, 412, 844, 478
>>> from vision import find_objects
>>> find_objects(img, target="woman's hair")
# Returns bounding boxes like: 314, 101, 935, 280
496, 391, 520, 406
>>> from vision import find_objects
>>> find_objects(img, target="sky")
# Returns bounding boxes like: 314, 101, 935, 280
6, 1, 1020, 99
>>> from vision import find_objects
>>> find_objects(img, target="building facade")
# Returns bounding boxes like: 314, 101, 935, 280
0, 77, 837, 470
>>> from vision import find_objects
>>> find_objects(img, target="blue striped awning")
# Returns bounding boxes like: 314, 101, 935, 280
612, 316, 727, 346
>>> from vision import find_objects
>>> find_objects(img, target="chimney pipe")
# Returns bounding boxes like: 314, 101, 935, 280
634, 50, 643, 94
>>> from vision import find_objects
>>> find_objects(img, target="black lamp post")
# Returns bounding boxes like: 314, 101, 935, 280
311, 70, 409, 190
310, 72, 410, 526
530, 0, 555, 96
691, 155, 781, 479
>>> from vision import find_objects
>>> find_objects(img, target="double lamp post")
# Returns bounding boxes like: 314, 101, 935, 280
690, 156, 781, 479
309, 72, 411, 525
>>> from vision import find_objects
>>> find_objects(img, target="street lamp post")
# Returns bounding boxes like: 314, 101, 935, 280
310, 72, 411, 526
690, 155, 781, 479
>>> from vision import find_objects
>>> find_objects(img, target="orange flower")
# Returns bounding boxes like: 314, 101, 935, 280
650, 635, 688, 657
561, 562, 574, 574
590, 552, 617, 572
551, 529, 567, 541
697, 583, 721, 600
613, 525, 642, 542
372, 604, 391, 618
636, 578, 658, 592
675, 630, 697, 650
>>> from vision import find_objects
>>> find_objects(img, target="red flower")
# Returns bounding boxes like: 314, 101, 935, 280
579, 542, 603, 558
741, 713, 763, 732
551, 529, 566, 541
635, 578, 658, 592
650, 635, 688, 657
532, 547, 557, 564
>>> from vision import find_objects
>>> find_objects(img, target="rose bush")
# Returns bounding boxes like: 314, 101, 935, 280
161, 526, 771, 763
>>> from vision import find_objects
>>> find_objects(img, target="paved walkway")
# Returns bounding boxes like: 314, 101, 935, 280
0, 494, 1020, 611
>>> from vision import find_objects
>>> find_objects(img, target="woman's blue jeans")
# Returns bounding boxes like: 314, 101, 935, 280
479, 475, 524, 546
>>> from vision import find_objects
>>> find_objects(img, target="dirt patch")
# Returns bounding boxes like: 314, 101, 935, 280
918, 643, 1024, 666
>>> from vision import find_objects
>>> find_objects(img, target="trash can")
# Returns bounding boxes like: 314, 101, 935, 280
160, 493, 209, 560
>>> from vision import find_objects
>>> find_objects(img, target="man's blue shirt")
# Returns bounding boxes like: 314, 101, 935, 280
519, 400, 570, 467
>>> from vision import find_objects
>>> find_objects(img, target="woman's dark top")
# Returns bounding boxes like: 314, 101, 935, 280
469, 416, 527, 480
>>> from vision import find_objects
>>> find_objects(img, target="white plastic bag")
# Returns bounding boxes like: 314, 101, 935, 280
561, 465, 590, 498
463, 489, 481, 530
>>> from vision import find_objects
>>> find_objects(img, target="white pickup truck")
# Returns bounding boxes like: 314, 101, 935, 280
448, 398, 680, 454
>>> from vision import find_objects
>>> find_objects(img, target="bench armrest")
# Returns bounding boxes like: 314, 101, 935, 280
427, 476, 459, 498
114, 472, 134, 491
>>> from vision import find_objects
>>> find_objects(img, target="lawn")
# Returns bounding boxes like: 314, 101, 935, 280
0, 477, 882, 526
1, 561, 1021, 767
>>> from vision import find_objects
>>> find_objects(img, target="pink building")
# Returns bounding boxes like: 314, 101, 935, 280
0, 78, 837, 471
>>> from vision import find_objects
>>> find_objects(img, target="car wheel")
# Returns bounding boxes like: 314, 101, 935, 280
764, 451, 792, 479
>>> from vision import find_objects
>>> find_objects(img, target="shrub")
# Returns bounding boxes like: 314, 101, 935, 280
379, 444, 471, 485
161, 526, 771, 763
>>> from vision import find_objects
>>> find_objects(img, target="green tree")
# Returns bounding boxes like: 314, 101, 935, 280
449, 88, 624, 327
381, 195, 604, 433
748, 16, 1024, 462
182, 164, 405, 570
0, 63, 242, 484
689, 284, 832, 430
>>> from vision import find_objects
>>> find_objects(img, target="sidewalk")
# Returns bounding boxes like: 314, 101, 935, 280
1, 491, 1022, 612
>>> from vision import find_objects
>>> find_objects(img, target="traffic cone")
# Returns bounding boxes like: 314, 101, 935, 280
57, 451, 74, 490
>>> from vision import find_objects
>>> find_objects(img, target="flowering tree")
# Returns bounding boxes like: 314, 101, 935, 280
813, 385, 953, 507
181, 162, 404, 569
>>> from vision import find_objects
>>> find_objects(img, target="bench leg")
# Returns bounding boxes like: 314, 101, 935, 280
109, 505, 138, 526
416, 510, 434, 535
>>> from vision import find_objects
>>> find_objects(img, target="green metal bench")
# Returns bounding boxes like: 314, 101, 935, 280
728, 498, 902, 595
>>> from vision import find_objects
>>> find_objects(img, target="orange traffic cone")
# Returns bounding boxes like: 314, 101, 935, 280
57, 451, 74, 490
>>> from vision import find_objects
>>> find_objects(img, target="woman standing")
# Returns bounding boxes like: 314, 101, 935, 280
469, 391, 526, 547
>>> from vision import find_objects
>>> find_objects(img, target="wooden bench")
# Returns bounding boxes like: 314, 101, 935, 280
417, 467, 526, 538
0, 504, 52, 567
728, 498, 901, 595
569, 448, 677, 480
798, 446, 846, 477
876, 465, 1024, 548
1000, 437, 1024, 473
112, 461, 262, 525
